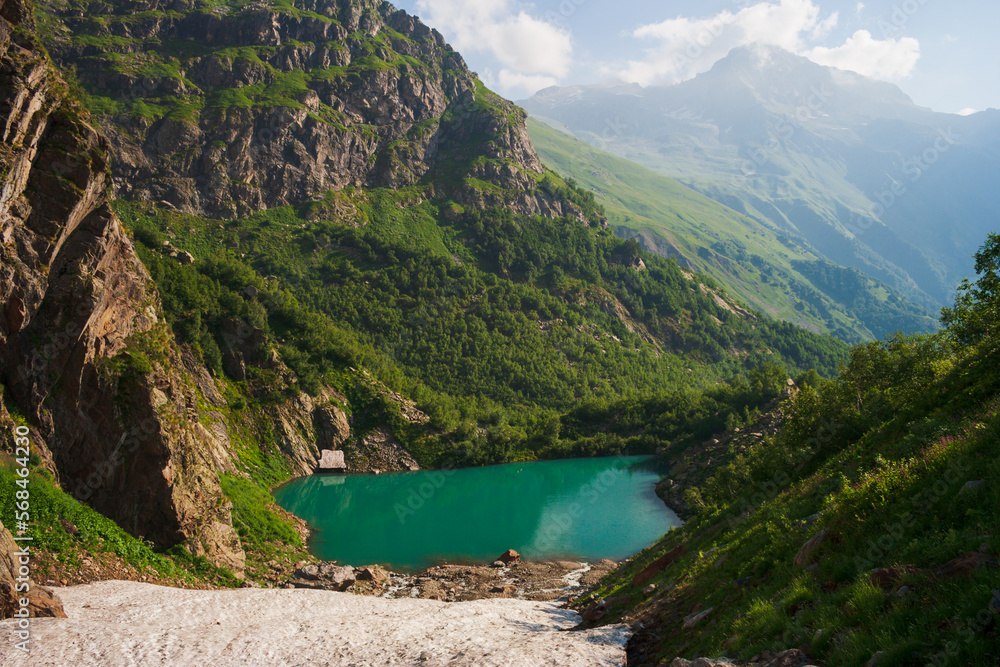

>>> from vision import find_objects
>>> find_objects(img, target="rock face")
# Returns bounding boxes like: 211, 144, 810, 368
345, 426, 420, 473
38, 0, 592, 222
0, 520, 65, 619
0, 0, 242, 574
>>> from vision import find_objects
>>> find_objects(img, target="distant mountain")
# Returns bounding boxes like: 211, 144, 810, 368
527, 118, 937, 342
522, 45, 1000, 310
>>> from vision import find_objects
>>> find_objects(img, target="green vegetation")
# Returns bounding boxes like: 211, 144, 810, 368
555, 363, 795, 459
582, 233, 1000, 666
116, 190, 846, 469
38, 0, 444, 128
0, 463, 239, 587
527, 117, 938, 344
220, 474, 302, 553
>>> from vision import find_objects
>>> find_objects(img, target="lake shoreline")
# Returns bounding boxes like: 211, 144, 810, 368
280, 551, 622, 604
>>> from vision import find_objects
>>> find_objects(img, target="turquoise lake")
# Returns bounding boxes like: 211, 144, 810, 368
274, 455, 681, 570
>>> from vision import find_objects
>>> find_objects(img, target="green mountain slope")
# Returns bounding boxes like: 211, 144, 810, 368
114, 187, 848, 467
527, 117, 938, 344
578, 235, 1000, 666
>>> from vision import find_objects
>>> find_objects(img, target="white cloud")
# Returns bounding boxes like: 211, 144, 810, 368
957, 108, 977, 116
812, 12, 839, 40
804, 30, 920, 79
414, 0, 572, 95
616, 0, 920, 86
495, 71, 561, 98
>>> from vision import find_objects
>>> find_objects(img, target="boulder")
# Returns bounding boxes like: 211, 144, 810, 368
960, 480, 986, 494
293, 564, 321, 581
933, 552, 998, 578
765, 649, 813, 666
581, 600, 607, 622
632, 545, 687, 588
497, 549, 520, 564
322, 564, 357, 587
357, 565, 389, 585
289, 563, 356, 591
793, 530, 828, 567
869, 565, 921, 592
318, 449, 346, 471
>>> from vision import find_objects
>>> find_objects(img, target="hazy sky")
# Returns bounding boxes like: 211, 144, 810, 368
391, 0, 1000, 114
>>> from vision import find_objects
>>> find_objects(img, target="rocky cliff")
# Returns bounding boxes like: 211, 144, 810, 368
36, 0, 591, 222
0, 0, 253, 573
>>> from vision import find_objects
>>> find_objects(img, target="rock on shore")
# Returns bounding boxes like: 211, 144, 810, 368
0, 581, 631, 666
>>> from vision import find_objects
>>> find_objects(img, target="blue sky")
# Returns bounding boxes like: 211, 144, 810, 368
390, 0, 1000, 114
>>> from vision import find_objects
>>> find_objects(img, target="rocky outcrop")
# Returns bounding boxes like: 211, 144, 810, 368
266, 388, 352, 476
345, 426, 419, 473
1, 519, 65, 619
0, 0, 242, 574
38, 0, 588, 222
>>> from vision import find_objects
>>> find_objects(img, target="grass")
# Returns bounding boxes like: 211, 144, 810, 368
220, 474, 302, 549
0, 462, 238, 587
581, 338, 1000, 666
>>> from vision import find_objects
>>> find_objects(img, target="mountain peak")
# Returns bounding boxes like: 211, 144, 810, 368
713, 44, 816, 73
692, 43, 918, 118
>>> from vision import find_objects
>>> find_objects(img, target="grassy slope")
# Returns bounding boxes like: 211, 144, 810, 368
582, 331, 1000, 666
527, 117, 938, 344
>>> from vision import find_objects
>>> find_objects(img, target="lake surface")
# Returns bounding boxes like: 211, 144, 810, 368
274, 455, 681, 570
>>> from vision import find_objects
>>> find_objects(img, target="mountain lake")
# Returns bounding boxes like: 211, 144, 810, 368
274, 455, 682, 570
